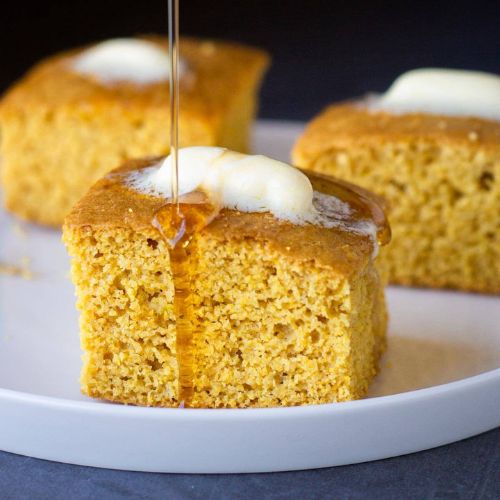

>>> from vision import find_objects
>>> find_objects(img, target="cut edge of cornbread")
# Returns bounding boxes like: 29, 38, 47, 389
65, 225, 178, 406
189, 234, 386, 408
63, 221, 387, 408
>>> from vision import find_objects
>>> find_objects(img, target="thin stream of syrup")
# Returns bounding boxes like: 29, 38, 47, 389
161, 0, 215, 407
168, 0, 180, 207
166, 0, 190, 405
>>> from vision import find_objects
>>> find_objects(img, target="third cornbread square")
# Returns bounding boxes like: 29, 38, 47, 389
293, 71, 500, 293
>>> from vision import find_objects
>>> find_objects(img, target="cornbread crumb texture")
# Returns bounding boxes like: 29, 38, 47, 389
190, 237, 385, 407
64, 226, 178, 406
0, 37, 270, 226
293, 104, 500, 293
63, 161, 388, 407
64, 225, 386, 408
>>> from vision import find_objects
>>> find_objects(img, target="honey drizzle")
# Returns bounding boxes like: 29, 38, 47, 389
168, 0, 180, 207
159, 1, 218, 406
153, 200, 218, 407
164, 0, 194, 406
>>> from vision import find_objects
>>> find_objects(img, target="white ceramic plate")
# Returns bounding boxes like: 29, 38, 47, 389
0, 120, 499, 473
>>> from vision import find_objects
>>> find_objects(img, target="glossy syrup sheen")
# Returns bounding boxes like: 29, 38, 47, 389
163, 0, 203, 406
308, 172, 391, 247
153, 196, 219, 407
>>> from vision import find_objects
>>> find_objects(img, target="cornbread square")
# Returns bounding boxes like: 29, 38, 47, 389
293, 104, 500, 293
0, 37, 269, 226
63, 159, 389, 408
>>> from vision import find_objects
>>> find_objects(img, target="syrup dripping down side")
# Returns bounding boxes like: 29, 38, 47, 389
162, 0, 207, 407
166, 0, 195, 407
153, 198, 219, 407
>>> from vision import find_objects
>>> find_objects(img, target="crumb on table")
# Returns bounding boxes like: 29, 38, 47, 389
0, 257, 34, 279
12, 222, 28, 239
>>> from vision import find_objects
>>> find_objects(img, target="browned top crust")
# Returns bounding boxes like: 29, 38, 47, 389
292, 102, 500, 166
0, 36, 270, 123
64, 158, 390, 277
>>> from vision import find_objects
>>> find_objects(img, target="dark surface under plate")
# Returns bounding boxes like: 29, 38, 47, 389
0, 427, 499, 499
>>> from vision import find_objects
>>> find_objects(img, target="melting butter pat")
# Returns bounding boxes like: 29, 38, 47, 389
372, 68, 500, 121
72, 38, 186, 84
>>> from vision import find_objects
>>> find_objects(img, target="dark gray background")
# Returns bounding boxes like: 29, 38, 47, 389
1, 1, 499, 497
1, 0, 499, 120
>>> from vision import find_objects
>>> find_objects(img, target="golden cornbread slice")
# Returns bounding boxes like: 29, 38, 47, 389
293, 103, 500, 294
0, 37, 269, 226
63, 158, 390, 408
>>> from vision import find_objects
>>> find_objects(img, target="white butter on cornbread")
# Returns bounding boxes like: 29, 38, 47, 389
72, 38, 187, 84
370, 68, 500, 121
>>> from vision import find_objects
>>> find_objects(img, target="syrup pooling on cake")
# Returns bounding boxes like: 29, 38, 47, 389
160, 0, 202, 406
308, 174, 391, 250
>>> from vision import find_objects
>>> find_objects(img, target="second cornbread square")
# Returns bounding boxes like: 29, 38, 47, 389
0, 37, 269, 226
